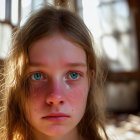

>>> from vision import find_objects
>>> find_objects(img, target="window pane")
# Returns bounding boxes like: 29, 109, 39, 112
46, 0, 55, 5
82, 0, 102, 38
20, 0, 32, 26
82, 0, 138, 72
98, 1, 130, 34
11, 0, 19, 25
102, 34, 138, 71
32, 0, 44, 10
0, 0, 6, 20
100, 0, 118, 2
0, 24, 12, 59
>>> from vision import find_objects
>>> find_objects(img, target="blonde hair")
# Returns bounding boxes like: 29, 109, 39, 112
0, 5, 108, 140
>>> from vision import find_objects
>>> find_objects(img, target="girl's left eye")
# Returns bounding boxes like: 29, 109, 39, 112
67, 72, 80, 80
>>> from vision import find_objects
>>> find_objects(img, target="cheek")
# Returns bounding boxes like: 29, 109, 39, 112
68, 84, 89, 110
25, 97, 43, 122
29, 82, 47, 98
27, 83, 48, 112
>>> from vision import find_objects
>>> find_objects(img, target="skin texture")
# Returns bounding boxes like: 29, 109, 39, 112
25, 33, 89, 140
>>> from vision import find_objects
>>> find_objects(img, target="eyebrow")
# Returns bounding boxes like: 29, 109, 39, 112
65, 62, 87, 67
28, 62, 87, 68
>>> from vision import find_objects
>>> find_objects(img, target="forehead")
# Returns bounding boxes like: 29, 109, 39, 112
28, 33, 87, 68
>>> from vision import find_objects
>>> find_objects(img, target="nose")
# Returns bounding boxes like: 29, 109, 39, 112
46, 79, 65, 106
46, 94, 64, 106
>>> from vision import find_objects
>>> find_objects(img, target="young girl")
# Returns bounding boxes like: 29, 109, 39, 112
0, 5, 109, 140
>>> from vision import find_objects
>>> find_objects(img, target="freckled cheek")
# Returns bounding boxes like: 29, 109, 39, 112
28, 83, 48, 107
29, 83, 48, 97
67, 86, 89, 110
26, 84, 47, 117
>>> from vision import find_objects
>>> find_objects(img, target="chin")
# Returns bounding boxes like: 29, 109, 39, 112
42, 126, 71, 137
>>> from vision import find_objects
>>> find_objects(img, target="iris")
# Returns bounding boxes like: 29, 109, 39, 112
68, 72, 80, 80
31, 73, 43, 80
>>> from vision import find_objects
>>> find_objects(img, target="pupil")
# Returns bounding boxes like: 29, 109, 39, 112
71, 73, 77, 79
35, 73, 41, 80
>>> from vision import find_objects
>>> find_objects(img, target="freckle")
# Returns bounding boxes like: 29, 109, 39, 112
72, 109, 74, 112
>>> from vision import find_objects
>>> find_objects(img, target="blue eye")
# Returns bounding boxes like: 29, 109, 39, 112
31, 72, 44, 81
68, 72, 80, 80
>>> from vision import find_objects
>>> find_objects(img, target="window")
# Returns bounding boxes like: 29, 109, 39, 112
82, 0, 140, 112
0, 0, 56, 59
0, 23, 12, 59
82, 0, 138, 72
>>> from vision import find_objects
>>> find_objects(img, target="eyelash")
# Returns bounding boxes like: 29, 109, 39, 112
29, 72, 47, 81
66, 71, 82, 81
28, 71, 82, 81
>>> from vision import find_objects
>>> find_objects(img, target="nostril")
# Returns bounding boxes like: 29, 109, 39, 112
48, 101, 53, 105
48, 100, 64, 105
46, 95, 65, 105
60, 100, 64, 104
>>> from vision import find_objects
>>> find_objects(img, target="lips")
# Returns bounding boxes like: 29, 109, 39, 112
42, 113, 70, 121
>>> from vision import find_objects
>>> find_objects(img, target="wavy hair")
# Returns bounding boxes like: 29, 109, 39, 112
0, 5, 109, 140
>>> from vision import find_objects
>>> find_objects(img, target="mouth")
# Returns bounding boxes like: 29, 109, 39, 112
42, 113, 70, 121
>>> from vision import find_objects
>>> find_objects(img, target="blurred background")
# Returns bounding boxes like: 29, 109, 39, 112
0, 0, 140, 139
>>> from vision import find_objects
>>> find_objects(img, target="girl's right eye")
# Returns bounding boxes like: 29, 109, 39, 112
30, 72, 46, 81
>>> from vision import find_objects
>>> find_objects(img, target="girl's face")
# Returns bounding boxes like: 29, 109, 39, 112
26, 33, 89, 139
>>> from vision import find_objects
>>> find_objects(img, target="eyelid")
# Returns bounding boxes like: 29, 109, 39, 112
66, 71, 83, 80
28, 71, 47, 81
